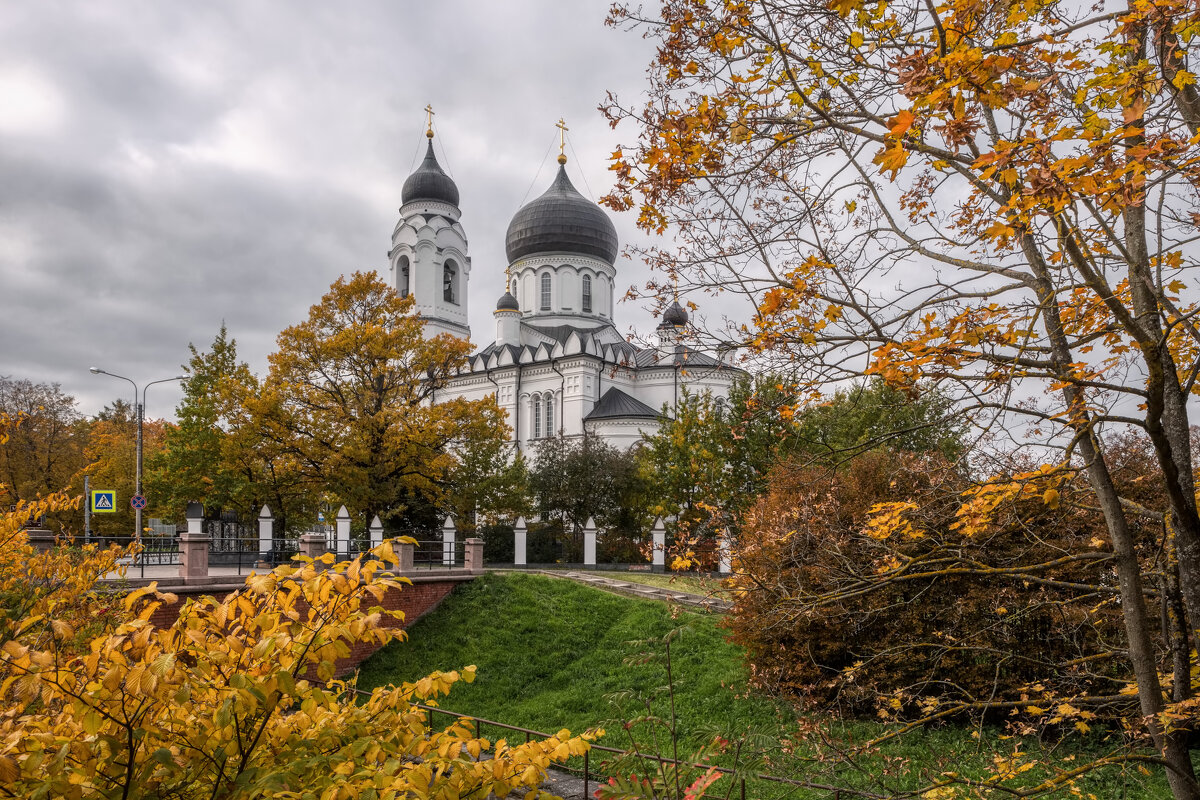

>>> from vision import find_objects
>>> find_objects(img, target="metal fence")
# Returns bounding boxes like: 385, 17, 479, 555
410, 538, 464, 569
367, 697, 833, 800
99, 529, 275, 579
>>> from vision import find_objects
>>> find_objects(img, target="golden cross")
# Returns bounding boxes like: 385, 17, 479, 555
556, 118, 569, 164
425, 104, 435, 139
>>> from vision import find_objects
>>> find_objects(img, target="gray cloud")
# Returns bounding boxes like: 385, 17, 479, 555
0, 0, 660, 418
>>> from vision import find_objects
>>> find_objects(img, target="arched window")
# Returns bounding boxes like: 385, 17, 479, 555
540, 273, 552, 310
398, 255, 410, 298
532, 395, 543, 439
443, 261, 458, 304
581, 274, 592, 313
545, 393, 555, 436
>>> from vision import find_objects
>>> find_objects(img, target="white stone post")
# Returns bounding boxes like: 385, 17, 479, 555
336, 505, 351, 556
718, 528, 732, 574
583, 516, 597, 568
651, 517, 666, 573
514, 516, 527, 566
442, 516, 456, 566
257, 505, 273, 557
369, 515, 384, 550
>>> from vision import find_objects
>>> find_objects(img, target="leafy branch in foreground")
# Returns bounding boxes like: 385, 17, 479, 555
0, 512, 594, 799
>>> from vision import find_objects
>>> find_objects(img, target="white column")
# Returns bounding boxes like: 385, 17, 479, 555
369, 515, 384, 550
719, 528, 732, 574
514, 516, 527, 566
442, 516, 457, 566
651, 517, 666, 571
257, 505, 273, 556
583, 516, 597, 567
336, 505, 351, 555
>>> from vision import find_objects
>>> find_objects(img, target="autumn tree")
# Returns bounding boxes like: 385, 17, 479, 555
440, 440, 530, 537
606, 0, 1200, 794
0, 377, 86, 508
145, 325, 257, 523
640, 378, 963, 565
249, 271, 511, 528
792, 380, 966, 464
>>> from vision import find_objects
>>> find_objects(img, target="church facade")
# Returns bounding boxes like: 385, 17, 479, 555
386, 131, 742, 453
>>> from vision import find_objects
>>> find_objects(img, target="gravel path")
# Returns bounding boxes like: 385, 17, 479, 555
539, 570, 732, 612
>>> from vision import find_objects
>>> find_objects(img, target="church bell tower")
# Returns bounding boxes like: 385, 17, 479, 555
388, 107, 471, 340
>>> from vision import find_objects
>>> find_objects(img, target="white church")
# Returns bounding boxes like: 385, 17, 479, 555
387, 127, 743, 452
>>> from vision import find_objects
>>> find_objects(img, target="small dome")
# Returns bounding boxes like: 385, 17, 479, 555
496, 291, 520, 311
402, 140, 460, 206
660, 300, 688, 327
505, 165, 618, 264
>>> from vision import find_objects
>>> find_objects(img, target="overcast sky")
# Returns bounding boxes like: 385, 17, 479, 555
0, 1, 661, 419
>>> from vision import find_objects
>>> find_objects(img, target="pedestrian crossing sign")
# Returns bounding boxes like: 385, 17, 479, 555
91, 490, 116, 513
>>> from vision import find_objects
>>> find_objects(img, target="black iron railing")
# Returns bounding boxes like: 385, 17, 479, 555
348, 694, 860, 800
411, 538, 464, 569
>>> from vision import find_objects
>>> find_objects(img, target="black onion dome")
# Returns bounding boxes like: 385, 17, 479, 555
505, 165, 618, 264
402, 140, 460, 206
660, 300, 688, 327
496, 291, 520, 311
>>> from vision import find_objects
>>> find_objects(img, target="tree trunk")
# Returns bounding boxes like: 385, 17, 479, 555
1025, 235, 1199, 799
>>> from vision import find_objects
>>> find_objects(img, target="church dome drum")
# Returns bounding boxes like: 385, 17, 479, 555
402, 141, 460, 206
505, 165, 618, 264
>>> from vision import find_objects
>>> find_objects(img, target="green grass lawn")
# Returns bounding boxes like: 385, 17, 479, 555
357, 573, 1171, 799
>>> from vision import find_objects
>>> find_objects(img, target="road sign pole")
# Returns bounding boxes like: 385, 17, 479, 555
90, 369, 185, 545
135, 400, 143, 544
84, 474, 90, 544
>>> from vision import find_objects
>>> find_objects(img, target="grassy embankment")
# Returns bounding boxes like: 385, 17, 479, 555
357, 573, 1169, 799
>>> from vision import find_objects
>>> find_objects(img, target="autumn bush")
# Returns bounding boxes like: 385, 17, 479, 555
0, 412, 594, 799
725, 447, 1155, 726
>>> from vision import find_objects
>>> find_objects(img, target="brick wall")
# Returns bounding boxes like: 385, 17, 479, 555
132, 574, 474, 676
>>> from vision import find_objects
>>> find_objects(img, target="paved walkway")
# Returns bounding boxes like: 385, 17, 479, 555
539, 570, 732, 612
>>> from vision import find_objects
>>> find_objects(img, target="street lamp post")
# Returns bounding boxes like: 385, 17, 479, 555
89, 368, 186, 541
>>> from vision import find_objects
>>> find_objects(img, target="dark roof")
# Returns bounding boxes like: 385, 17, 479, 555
661, 300, 688, 327
473, 342, 524, 363
673, 347, 721, 367
402, 140, 460, 206
496, 291, 520, 311
584, 388, 661, 421
505, 165, 618, 264
633, 345, 722, 369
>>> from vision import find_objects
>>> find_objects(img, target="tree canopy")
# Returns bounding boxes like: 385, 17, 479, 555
248, 271, 511, 527
606, 0, 1200, 795
146, 325, 256, 524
